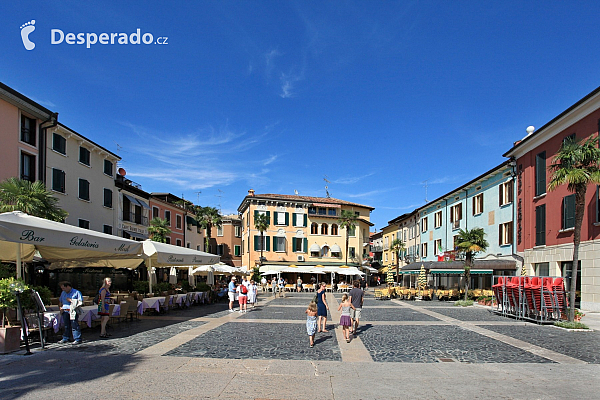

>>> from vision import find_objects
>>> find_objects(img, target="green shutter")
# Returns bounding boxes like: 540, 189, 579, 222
254, 235, 259, 251
303, 238, 308, 253
273, 236, 278, 252
266, 211, 271, 225
285, 212, 289, 226
303, 214, 307, 227
564, 194, 575, 229
536, 152, 546, 196
292, 213, 297, 226
266, 236, 270, 251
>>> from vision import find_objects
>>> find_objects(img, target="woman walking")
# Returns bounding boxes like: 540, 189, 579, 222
316, 282, 329, 332
98, 277, 112, 338
247, 280, 258, 309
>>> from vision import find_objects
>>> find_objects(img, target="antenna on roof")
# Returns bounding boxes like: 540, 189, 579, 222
215, 189, 223, 213
422, 180, 429, 203
194, 191, 202, 204
324, 175, 331, 198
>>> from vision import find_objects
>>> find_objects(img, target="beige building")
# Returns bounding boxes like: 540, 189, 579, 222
238, 190, 374, 271
381, 211, 421, 272
45, 123, 120, 234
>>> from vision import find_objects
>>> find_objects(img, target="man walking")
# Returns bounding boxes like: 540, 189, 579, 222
348, 280, 364, 336
58, 281, 83, 344
261, 276, 267, 292
228, 277, 237, 312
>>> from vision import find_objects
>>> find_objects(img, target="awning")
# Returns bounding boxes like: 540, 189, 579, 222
309, 243, 321, 252
124, 230, 148, 240
136, 198, 150, 210
186, 216, 198, 226
312, 203, 340, 208
331, 244, 341, 253
123, 193, 150, 209
430, 269, 464, 274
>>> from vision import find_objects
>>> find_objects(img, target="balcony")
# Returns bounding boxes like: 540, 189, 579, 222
123, 211, 148, 226
372, 245, 383, 252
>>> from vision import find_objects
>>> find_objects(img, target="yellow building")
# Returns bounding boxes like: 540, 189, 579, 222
238, 190, 374, 272
380, 211, 421, 273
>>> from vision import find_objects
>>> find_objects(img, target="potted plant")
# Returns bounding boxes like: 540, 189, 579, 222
0, 278, 28, 354
574, 309, 585, 322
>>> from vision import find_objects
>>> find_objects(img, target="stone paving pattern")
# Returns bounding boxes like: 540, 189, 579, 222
358, 325, 554, 363
237, 306, 331, 320
165, 322, 342, 361
424, 307, 509, 321
482, 324, 600, 364
361, 307, 441, 321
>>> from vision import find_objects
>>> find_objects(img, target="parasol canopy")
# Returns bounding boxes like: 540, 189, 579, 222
417, 264, 427, 289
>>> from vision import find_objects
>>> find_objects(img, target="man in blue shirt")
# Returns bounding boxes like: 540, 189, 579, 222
58, 281, 83, 344
228, 277, 237, 312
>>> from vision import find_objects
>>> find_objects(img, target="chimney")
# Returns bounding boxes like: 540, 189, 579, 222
248, 189, 255, 197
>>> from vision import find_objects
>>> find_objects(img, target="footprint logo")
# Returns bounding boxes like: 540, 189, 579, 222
20, 20, 36, 50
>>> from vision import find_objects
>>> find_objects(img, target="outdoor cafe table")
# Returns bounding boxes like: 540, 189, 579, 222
171, 293, 188, 307
142, 296, 166, 312
44, 304, 124, 332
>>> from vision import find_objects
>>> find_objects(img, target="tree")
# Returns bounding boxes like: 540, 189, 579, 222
0, 178, 68, 221
148, 218, 171, 243
455, 228, 488, 301
254, 212, 269, 265
338, 210, 358, 265
196, 206, 222, 253
390, 238, 406, 284
548, 135, 600, 321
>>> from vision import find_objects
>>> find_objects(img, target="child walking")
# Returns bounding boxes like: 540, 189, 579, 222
305, 302, 318, 348
338, 294, 355, 343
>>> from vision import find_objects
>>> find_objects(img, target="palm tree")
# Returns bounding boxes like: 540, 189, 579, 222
254, 212, 269, 265
0, 178, 68, 221
390, 238, 406, 284
148, 218, 171, 243
338, 210, 358, 265
455, 228, 489, 301
548, 135, 600, 321
196, 206, 222, 253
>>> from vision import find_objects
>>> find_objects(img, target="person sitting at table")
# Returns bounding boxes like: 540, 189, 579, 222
58, 281, 83, 345
98, 277, 112, 338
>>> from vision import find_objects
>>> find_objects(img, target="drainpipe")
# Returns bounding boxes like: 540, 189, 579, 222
38, 112, 58, 184
464, 189, 469, 231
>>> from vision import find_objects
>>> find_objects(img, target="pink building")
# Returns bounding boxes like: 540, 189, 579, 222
149, 193, 186, 246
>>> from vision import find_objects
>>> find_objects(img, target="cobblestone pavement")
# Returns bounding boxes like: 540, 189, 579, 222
237, 306, 331, 320
424, 306, 509, 321
165, 322, 341, 361
361, 307, 440, 321
482, 324, 600, 364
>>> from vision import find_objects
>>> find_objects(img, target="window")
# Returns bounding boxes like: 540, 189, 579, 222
499, 222, 513, 246
321, 223, 328, 235
421, 243, 428, 258
274, 211, 288, 226
354, 211, 360, 217
103, 159, 113, 177
385, 253, 388, 262
79, 146, 91, 166
563, 133, 576, 145
217, 225, 223, 236
186, 242, 191, 248
52, 168, 65, 193
473, 193, 483, 215
561, 261, 581, 294
103, 188, 113, 208
434, 211, 442, 228
254, 235, 269, 251
349, 247, 355, 258
308, 207, 316, 215
20, 152, 36, 182
453, 235, 460, 248
78, 179, 90, 201
421, 217, 428, 232
318, 207, 326, 215
534, 262, 549, 276
328, 208, 337, 216
197, 245, 201, 251
535, 204, 546, 246
234, 245, 241, 256
20, 115, 36, 145
434, 239, 442, 255
216, 244, 223, 255
535, 151, 546, 196
273, 236, 286, 252
450, 203, 462, 229
293, 213, 305, 227
103, 225, 112, 235
152, 207, 159, 219
176, 215, 182, 230
53, 133, 66, 155
166, 237, 171, 244
311, 223, 318, 234
292, 237, 306, 252
165, 210, 171, 225
563, 194, 575, 230
78, 219, 90, 229
499, 181, 514, 206
348, 226, 356, 237
235, 226, 241, 237
331, 224, 338, 235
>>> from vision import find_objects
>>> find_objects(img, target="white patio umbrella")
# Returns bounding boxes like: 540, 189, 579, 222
0, 211, 144, 278
169, 267, 177, 284
207, 269, 215, 286
142, 240, 220, 294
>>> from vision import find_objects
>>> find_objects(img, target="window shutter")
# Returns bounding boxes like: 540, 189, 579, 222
499, 184, 504, 206
273, 212, 278, 225
499, 224, 503, 246
303, 214, 307, 227
508, 181, 514, 203
292, 213, 297, 226
292, 237, 297, 251
266, 211, 271, 225
254, 210, 259, 222
303, 238, 308, 253
285, 212, 289, 226
273, 236, 278, 252
508, 222, 513, 244
564, 195, 575, 229
450, 208, 454, 223
536, 152, 546, 196
254, 235, 259, 251
458, 203, 462, 220
265, 236, 270, 252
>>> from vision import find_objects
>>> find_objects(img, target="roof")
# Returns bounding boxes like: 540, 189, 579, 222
401, 260, 517, 271
388, 210, 417, 225
56, 123, 120, 160
0, 81, 54, 118
238, 193, 375, 212
503, 85, 600, 158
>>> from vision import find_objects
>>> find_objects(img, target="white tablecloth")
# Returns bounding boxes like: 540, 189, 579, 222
142, 297, 165, 312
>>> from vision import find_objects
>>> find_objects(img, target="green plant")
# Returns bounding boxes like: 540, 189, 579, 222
575, 309, 585, 319
196, 282, 210, 292
0, 278, 29, 327
454, 299, 474, 307
19, 286, 52, 310
455, 228, 489, 301
133, 281, 150, 294
0, 177, 68, 221
554, 321, 589, 329
148, 218, 171, 243
181, 280, 192, 291
155, 282, 170, 293
0, 264, 15, 280
338, 210, 358, 266
251, 266, 261, 282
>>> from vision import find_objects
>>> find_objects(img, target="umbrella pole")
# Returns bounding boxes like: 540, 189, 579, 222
148, 259, 153, 294
16, 243, 22, 280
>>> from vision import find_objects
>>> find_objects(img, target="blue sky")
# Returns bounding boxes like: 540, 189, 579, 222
2, 1, 600, 231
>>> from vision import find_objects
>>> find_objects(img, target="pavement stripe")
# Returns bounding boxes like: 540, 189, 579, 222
327, 293, 374, 363
393, 299, 587, 365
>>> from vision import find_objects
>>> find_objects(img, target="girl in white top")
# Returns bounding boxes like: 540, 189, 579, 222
247, 280, 258, 308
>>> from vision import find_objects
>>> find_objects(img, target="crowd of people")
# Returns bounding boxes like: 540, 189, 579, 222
227, 277, 259, 313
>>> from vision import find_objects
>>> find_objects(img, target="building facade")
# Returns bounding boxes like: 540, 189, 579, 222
149, 193, 186, 246
208, 214, 242, 267
504, 86, 600, 311
238, 190, 374, 271
115, 173, 151, 240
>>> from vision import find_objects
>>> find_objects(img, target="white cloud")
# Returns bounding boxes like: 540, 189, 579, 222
333, 173, 374, 185
263, 155, 278, 165
30, 97, 57, 108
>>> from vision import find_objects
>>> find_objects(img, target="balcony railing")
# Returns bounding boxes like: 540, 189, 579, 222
372, 245, 383, 252
123, 211, 148, 226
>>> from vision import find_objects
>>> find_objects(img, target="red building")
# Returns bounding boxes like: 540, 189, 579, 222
504, 85, 600, 311
149, 193, 186, 246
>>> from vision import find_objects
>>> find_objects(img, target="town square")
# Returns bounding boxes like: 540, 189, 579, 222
1, 1, 600, 399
